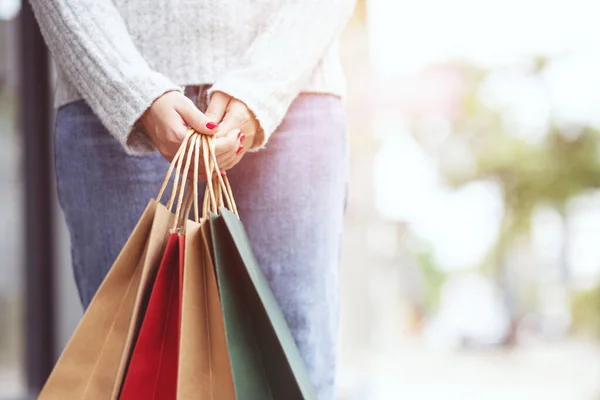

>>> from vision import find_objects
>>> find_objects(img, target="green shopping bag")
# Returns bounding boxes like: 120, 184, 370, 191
194, 133, 316, 399
209, 206, 317, 400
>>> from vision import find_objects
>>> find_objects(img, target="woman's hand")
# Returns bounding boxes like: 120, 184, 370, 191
204, 91, 262, 171
139, 91, 224, 162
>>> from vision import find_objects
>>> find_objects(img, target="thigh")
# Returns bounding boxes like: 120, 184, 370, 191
226, 94, 349, 399
55, 101, 170, 307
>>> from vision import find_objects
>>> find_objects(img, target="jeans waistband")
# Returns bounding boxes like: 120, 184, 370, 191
183, 84, 212, 112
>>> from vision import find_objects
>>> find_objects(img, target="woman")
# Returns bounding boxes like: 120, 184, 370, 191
30, 0, 355, 397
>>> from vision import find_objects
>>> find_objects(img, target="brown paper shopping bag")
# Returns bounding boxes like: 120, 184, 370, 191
39, 131, 197, 400
176, 134, 235, 399
38, 200, 172, 400
176, 219, 235, 399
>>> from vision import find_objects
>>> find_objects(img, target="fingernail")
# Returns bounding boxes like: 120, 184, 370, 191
206, 122, 219, 130
236, 145, 244, 155
221, 171, 227, 177
239, 134, 246, 143
237, 130, 242, 139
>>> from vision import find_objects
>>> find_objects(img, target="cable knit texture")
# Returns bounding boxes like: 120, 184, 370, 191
29, 0, 355, 155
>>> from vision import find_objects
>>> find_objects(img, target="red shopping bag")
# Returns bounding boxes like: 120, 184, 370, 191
119, 232, 183, 399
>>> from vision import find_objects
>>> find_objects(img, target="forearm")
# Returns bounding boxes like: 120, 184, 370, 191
30, 0, 181, 154
209, 0, 356, 149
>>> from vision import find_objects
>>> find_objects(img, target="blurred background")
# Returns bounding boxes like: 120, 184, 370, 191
2, 0, 600, 399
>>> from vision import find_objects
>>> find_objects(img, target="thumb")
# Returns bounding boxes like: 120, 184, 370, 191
175, 96, 220, 136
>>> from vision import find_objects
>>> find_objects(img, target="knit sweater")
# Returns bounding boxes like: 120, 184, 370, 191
30, 0, 356, 155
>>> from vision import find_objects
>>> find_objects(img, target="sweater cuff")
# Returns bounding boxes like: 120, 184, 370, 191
114, 72, 182, 156
208, 76, 296, 151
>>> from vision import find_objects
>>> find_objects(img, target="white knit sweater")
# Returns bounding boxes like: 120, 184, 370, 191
30, 0, 355, 155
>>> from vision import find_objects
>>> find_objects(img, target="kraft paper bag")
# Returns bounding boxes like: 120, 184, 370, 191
174, 218, 235, 399
39, 199, 172, 400
209, 208, 317, 400
40, 129, 202, 399
120, 132, 204, 399
112, 202, 173, 397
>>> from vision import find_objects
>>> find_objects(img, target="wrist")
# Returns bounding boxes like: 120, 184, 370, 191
249, 128, 264, 150
137, 90, 181, 142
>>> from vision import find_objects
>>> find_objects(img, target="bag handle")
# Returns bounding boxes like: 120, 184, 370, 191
174, 137, 204, 229
176, 180, 194, 229
156, 128, 195, 206
153, 128, 240, 226
165, 132, 220, 226
172, 134, 199, 230
201, 135, 217, 218
198, 136, 238, 219
208, 138, 237, 214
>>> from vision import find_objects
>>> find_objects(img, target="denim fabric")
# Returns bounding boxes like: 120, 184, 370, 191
55, 86, 349, 399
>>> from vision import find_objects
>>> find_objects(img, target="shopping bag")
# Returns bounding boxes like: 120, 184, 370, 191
205, 145, 317, 399
113, 201, 173, 390
39, 130, 196, 400
176, 134, 235, 399
176, 218, 236, 399
119, 232, 182, 399
38, 199, 173, 400
120, 133, 203, 400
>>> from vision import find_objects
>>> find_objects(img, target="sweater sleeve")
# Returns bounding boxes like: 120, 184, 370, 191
30, 0, 182, 155
208, 0, 356, 149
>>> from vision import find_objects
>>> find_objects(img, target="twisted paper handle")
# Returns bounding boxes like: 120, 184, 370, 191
154, 129, 239, 229
198, 135, 238, 220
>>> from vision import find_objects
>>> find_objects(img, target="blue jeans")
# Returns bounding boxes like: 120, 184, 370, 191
54, 86, 349, 399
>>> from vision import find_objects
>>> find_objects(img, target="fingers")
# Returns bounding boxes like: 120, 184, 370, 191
218, 154, 241, 172
182, 130, 237, 182
204, 91, 231, 128
175, 95, 220, 136
157, 109, 190, 161
215, 129, 247, 171
216, 100, 256, 139
219, 142, 246, 171
214, 128, 241, 164
175, 95, 257, 177
204, 129, 240, 174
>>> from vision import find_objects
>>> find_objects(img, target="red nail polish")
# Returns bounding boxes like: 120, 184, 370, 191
206, 122, 218, 130
239, 134, 246, 143
236, 146, 244, 155
237, 131, 242, 139
221, 171, 227, 177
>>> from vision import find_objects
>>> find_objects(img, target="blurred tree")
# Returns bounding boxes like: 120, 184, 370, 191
571, 284, 600, 340
414, 247, 447, 311
431, 59, 600, 317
